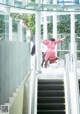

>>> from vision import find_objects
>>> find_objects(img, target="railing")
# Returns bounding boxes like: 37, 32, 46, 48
64, 52, 80, 114
64, 53, 71, 114
69, 47, 80, 114
27, 68, 37, 114
23, 62, 37, 114
0, 41, 30, 105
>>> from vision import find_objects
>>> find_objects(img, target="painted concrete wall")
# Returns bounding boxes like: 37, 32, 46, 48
0, 41, 30, 104
9, 85, 24, 114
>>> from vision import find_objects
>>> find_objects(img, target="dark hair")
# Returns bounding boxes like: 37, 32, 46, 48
31, 44, 35, 55
49, 38, 55, 42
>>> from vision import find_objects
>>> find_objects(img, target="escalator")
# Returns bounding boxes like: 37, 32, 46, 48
37, 79, 66, 114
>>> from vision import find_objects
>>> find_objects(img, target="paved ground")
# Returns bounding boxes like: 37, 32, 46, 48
38, 62, 65, 79
39, 63, 80, 79
31, 56, 80, 79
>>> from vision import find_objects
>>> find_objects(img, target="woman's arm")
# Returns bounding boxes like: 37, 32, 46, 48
60, 37, 65, 41
41, 40, 49, 45
54, 37, 65, 44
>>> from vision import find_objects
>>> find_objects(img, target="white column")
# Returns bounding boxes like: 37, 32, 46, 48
53, 0, 57, 54
69, 12, 79, 114
18, 20, 23, 42
43, 14, 47, 40
43, 0, 47, 40
26, 28, 31, 42
70, 12, 75, 66
53, 0, 57, 39
53, 13, 57, 39
35, 0, 41, 73
9, 16, 13, 41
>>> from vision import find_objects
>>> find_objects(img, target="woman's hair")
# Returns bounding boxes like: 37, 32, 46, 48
49, 38, 55, 42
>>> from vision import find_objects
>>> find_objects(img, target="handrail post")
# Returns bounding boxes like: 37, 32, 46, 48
64, 53, 71, 114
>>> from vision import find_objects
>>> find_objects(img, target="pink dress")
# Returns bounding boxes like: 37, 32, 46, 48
42, 39, 63, 62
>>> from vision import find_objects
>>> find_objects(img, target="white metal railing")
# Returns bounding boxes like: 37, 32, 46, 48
64, 52, 80, 114
64, 53, 71, 114
28, 70, 35, 114
28, 69, 37, 114
34, 76, 38, 114
69, 44, 80, 114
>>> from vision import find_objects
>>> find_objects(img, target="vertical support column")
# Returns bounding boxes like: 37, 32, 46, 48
43, 0, 47, 40
9, 16, 13, 41
53, 13, 57, 39
70, 12, 75, 70
53, 0, 57, 54
26, 28, 31, 42
35, 0, 41, 73
43, 14, 47, 40
69, 12, 79, 114
18, 20, 23, 42
53, 0, 57, 39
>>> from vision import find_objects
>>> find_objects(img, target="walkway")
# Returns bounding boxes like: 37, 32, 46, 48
38, 61, 65, 79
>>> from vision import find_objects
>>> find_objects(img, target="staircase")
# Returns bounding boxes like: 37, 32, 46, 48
37, 79, 66, 114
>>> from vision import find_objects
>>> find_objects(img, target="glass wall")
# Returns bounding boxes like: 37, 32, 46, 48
0, 14, 9, 40
0, 0, 80, 59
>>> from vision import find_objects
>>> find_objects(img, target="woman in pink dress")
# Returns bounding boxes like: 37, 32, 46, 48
41, 37, 65, 68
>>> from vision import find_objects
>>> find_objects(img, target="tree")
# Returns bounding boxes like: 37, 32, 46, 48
10, 13, 35, 36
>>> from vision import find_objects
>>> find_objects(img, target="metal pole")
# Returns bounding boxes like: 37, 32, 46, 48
18, 20, 23, 42
43, 0, 47, 40
69, 12, 79, 114
35, 0, 41, 73
53, 0, 57, 54
70, 12, 75, 71
9, 16, 13, 41
43, 14, 47, 40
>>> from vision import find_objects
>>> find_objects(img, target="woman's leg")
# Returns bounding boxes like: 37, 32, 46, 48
41, 52, 45, 67
45, 59, 48, 68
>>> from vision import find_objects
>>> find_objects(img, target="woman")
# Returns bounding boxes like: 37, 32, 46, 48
41, 37, 65, 68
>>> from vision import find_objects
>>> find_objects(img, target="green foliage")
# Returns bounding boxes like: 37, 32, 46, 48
47, 23, 53, 34
57, 15, 70, 33
31, 0, 35, 3
10, 13, 35, 35
0, 15, 4, 33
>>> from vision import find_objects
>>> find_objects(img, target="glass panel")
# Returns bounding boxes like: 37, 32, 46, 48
12, 19, 18, 41
75, 14, 80, 60
4, 15, 9, 40
0, 14, 9, 41
0, 14, 4, 40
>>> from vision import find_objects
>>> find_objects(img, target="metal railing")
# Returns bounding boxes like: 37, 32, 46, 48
64, 53, 71, 114
64, 52, 80, 114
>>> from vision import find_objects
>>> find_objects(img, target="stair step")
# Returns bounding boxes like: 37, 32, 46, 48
37, 79, 65, 114
38, 91, 64, 97
38, 85, 64, 91
38, 80, 64, 84
38, 103, 65, 110
38, 97, 65, 103
37, 110, 65, 114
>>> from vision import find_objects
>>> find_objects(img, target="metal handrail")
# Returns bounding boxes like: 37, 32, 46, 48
64, 51, 80, 114
64, 53, 71, 114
